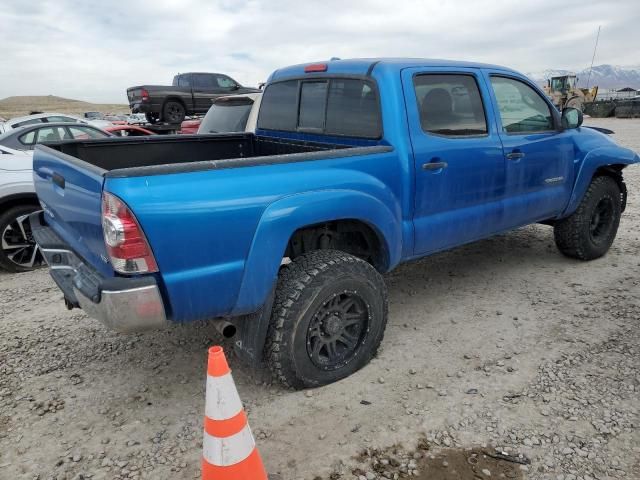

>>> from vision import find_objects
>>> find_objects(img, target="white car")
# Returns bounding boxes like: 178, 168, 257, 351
197, 92, 262, 134
127, 113, 148, 125
0, 144, 41, 272
0, 112, 114, 134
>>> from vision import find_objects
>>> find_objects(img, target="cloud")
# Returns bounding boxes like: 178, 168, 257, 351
0, 0, 637, 103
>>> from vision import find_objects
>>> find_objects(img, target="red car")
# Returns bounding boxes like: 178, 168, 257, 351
104, 125, 155, 137
179, 118, 201, 134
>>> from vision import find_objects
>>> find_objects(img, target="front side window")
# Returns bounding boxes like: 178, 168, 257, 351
216, 75, 237, 89
490, 76, 554, 133
413, 74, 487, 136
258, 78, 382, 138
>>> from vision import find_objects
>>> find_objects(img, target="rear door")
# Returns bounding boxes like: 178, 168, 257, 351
484, 72, 574, 223
402, 67, 507, 255
33, 146, 112, 276
191, 74, 222, 113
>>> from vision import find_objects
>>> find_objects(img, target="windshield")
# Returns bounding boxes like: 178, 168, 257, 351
198, 98, 253, 133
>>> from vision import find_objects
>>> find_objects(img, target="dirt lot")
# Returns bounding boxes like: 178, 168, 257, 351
0, 95, 129, 120
1, 118, 638, 480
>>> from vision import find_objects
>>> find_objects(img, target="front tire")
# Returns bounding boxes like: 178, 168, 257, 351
554, 176, 622, 260
0, 205, 45, 272
266, 250, 388, 389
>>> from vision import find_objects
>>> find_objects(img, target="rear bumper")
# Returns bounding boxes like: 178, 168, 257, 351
130, 102, 153, 114
30, 212, 168, 332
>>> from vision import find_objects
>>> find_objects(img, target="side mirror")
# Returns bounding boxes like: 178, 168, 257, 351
561, 107, 583, 129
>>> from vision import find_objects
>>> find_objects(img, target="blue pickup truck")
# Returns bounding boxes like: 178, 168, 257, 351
31, 59, 639, 388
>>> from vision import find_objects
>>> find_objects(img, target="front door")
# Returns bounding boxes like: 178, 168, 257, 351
484, 73, 575, 224
402, 67, 506, 255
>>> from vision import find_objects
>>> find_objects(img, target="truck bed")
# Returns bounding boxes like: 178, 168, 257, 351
45, 133, 359, 175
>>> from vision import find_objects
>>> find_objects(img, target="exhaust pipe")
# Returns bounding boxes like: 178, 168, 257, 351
213, 320, 237, 338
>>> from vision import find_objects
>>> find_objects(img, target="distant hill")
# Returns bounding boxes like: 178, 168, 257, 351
0, 95, 129, 121
526, 64, 640, 89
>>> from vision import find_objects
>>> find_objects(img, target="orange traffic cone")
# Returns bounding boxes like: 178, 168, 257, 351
202, 346, 268, 480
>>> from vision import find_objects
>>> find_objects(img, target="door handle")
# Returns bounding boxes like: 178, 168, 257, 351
422, 161, 448, 171
506, 151, 525, 160
52, 173, 65, 189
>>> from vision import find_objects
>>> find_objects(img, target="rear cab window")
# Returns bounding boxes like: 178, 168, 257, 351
258, 77, 382, 139
413, 74, 488, 137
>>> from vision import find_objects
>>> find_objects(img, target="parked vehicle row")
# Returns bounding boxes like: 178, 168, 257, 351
0, 122, 114, 271
29, 58, 639, 388
0, 91, 268, 272
127, 72, 260, 124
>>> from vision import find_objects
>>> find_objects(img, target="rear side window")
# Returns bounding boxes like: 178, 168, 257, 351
193, 74, 217, 89
176, 75, 191, 87
326, 79, 381, 138
67, 126, 108, 139
258, 81, 299, 131
414, 74, 487, 136
19, 131, 36, 145
258, 78, 381, 139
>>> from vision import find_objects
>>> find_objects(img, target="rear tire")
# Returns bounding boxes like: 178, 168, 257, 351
554, 176, 621, 260
162, 101, 186, 124
266, 250, 388, 389
0, 205, 45, 273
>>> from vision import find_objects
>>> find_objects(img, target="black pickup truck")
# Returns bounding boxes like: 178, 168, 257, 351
127, 72, 260, 124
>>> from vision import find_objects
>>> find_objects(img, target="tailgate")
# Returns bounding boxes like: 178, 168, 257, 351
127, 87, 143, 104
33, 145, 114, 277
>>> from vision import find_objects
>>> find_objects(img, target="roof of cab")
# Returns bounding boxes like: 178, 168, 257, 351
269, 58, 522, 82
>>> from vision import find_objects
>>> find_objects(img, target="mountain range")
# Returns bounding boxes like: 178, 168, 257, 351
526, 64, 640, 90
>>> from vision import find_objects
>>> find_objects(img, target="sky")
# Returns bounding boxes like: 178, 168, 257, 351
1, 0, 638, 103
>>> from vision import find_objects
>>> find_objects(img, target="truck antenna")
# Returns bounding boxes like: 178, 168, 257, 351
586, 25, 601, 90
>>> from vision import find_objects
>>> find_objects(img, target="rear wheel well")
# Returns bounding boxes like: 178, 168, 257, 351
163, 96, 186, 109
0, 194, 40, 216
284, 220, 388, 272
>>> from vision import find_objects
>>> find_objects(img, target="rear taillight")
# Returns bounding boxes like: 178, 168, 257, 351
141, 88, 149, 101
101, 192, 158, 274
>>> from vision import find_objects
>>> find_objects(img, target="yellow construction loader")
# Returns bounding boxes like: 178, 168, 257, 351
544, 74, 598, 111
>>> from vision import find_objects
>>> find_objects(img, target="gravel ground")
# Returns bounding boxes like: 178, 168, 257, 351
0, 118, 638, 480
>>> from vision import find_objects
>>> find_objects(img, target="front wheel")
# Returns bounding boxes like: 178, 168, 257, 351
0, 205, 45, 272
554, 176, 622, 260
266, 250, 388, 389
